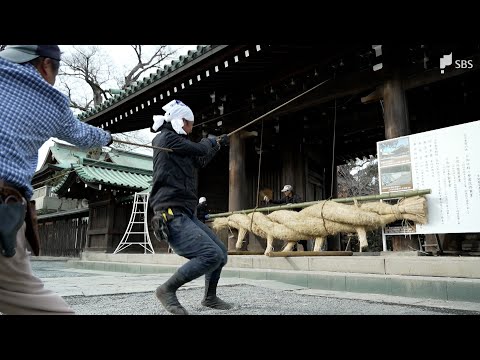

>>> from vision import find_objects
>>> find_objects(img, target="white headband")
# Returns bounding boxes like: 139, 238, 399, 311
151, 99, 194, 135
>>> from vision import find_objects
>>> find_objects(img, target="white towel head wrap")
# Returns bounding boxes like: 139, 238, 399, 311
151, 99, 194, 135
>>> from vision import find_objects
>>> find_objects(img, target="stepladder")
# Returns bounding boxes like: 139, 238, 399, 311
113, 192, 154, 254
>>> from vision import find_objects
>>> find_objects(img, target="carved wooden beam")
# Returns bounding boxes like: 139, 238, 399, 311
361, 87, 383, 104
404, 53, 480, 90
361, 52, 480, 104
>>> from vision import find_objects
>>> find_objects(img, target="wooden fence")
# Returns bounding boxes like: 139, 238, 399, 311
38, 217, 89, 257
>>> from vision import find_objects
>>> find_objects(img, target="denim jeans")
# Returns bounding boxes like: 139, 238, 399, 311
167, 211, 228, 283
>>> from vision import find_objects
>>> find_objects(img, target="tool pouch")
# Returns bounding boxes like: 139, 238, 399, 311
0, 192, 26, 257
151, 208, 174, 243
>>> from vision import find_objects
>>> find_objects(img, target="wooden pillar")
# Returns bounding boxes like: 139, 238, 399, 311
229, 131, 247, 212
382, 68, 418, 252
228, 130, 257, 250
383, 72, 410, 139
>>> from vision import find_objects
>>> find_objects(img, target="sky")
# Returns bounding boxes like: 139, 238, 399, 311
36, 45, 199, 170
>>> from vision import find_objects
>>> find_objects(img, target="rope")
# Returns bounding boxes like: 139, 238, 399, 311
38, 77, 333, 193
211, 196, 428, 254
193, 105, 250, 129
391, 202, 405, 220
111, 138, 173, 152
318, 200, 329, 236
249, 119, 265, 232
329, 71, 337, 199
226, 78, 332, 234
37, 78, 334, 199
227, 78, 331, 137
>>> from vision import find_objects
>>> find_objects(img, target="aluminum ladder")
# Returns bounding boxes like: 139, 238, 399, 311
113, 192, 154, 254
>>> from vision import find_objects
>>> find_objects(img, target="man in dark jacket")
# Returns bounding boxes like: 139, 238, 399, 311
264, 184, 301, 205
149, 99, 231, 315
264, 184, 309, 251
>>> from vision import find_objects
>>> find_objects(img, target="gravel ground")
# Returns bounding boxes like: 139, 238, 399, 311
63, 285, 475, 315
30, 260, 480, 316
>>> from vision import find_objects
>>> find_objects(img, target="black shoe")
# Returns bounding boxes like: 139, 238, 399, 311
201, 296, 233, 310
156, 285, 189, 315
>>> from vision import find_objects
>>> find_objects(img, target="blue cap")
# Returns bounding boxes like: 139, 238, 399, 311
0, 45, 61, 63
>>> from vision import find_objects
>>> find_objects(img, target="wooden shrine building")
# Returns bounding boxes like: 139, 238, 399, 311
69, 44, 480, 253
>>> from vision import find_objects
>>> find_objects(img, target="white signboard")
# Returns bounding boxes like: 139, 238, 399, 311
377, 120, 480, 234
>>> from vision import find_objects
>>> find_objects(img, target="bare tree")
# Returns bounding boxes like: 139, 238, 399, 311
337, 155, 379, 198
57, 45, 178, 154
59, 46, 115, 110
59, 45, 177, 111
117, 45, 176, 89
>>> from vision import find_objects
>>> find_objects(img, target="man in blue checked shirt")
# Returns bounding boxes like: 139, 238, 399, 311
0, 45, 113, 315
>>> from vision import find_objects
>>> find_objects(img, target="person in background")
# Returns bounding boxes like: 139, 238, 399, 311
197, 196, 210, 223
0, 45, 113, 315
149, 99, 232, 315
263, 184, 309, 251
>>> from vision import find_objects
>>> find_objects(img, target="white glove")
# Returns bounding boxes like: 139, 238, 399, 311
263, 195, 270, 202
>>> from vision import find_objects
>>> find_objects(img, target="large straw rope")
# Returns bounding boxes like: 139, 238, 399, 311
212, 196, 427, 255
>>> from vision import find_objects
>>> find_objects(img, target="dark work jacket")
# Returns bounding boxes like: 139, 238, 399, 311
149, 123, 220, 215
270, 193, 302, 211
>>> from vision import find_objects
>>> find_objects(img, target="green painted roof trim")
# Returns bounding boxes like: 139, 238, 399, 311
79, 157, 152, 176
47, 143, 154, 194
51, 162, 152, 195
74, 164, 152, 190
50, 142, 106, 168
44, 141, 153, 172
51, 173, 71, 194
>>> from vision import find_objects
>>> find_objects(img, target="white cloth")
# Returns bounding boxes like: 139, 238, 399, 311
151, 100, 194, 135
152, 115, 166, 132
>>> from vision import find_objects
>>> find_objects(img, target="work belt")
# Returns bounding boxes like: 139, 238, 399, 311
152, 208, 175, 243
0, 179, 40, 257
154, 208, 175, 222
